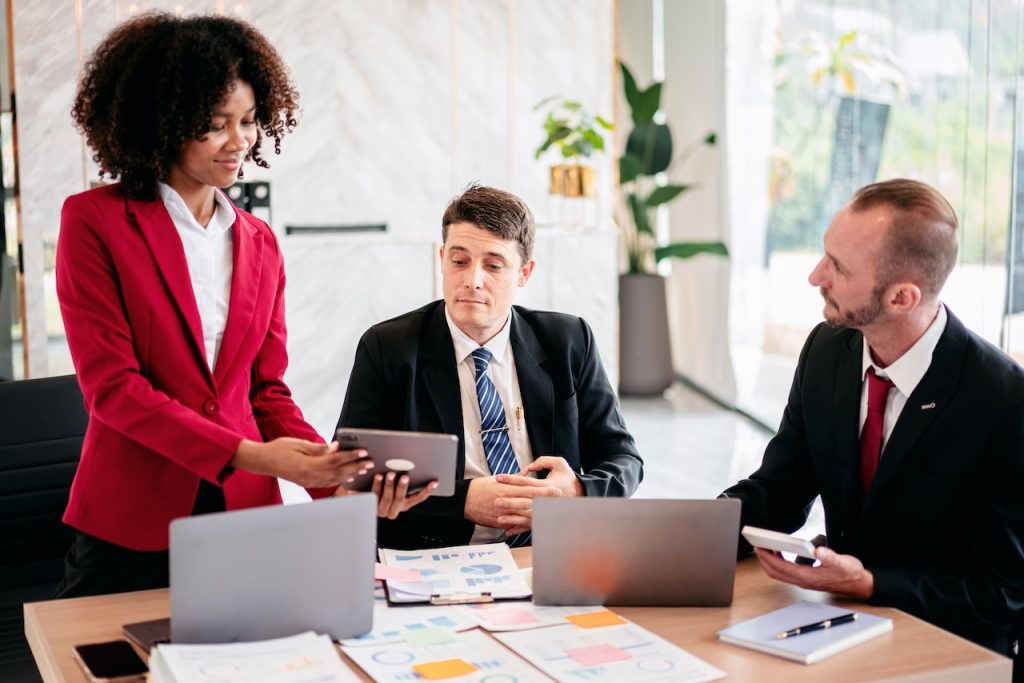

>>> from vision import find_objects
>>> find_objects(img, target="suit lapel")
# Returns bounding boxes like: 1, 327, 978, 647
834, 332, 864, 516
420, 305, 467, 475
127, 195, 211, 385
213, 210, 263, 386
510, 310, 553, 459
864, 308, 966, 508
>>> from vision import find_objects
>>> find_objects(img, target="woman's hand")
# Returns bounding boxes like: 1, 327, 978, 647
232, 438, 373, 488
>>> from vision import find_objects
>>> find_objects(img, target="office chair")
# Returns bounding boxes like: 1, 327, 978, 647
0, 375, 88, 682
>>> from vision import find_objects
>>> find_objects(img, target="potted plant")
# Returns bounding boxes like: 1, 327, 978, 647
534, 97, 613, 198
617, 61, 728, 396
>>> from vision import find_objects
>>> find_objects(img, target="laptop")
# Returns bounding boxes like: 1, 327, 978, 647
531, 498, 741, 606
169, 493, 376, 643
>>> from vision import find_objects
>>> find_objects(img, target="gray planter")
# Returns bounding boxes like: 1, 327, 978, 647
618, 273, 674, 396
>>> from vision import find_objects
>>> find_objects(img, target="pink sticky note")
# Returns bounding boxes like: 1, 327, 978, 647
565, 643, 632, 667
481, 608, 540, 626
374, 562, 422, 583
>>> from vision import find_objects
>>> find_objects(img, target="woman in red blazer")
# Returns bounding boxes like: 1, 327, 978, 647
54, 13, 377, 597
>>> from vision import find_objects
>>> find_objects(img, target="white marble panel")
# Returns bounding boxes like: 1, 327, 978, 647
246, 0, 454, 236
12, 0, 84, 376
281, 234, 437, 438
454, 0, 509, 190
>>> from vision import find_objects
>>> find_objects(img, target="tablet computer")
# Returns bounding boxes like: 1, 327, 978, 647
335, 427, 458, 497
741, 525, 818, 560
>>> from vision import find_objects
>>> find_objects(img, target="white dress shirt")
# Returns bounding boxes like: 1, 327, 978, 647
859, 304, 947, 455
158, 183, 236, 371
444, 307, 534, 544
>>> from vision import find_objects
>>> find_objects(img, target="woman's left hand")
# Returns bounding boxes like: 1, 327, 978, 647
333, 473, 437, 519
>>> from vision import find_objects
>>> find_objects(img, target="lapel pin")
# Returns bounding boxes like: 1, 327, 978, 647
921, 402, 936, 410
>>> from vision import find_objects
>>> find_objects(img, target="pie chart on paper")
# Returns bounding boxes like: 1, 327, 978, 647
460, 564, 503, 576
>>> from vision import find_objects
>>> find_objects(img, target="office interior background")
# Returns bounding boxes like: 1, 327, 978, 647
1, 0, 1023, 511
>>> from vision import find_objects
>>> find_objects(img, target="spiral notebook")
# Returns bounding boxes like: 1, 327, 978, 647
717, 601, 893, 664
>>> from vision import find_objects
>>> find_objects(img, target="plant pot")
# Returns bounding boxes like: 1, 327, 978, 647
548, 164, 595, 197
618, 273, 674, 396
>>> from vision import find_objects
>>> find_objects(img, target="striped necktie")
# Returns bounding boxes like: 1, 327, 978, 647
472, 348, 531, 547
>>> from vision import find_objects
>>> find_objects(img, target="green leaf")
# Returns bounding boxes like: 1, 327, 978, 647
619, 154, 642, 184
595, 115, 613, 130
534, 127, 572, 159
633, 82, 661, 125
654, 241, 729, 262
627, 192, 654, 236
533, 95, 558, 111
645, 184, 690, 207
581, 128, 605, 151
626, 123, 673, 175
620, 62, 642, 115
563, 100, 583, 111
704, 132, 717, 145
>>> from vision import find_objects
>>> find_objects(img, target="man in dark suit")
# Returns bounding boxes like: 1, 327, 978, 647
338, 185, 643, 549
722, 179, 1024, 656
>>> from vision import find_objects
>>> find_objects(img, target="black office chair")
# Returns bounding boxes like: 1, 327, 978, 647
0, 375, 87, 682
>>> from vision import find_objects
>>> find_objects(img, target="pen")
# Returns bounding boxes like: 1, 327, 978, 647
775, 612, 857, 639
515, 406, 524, 431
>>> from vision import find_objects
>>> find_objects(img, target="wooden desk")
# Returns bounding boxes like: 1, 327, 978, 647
25, 553, 1011, 682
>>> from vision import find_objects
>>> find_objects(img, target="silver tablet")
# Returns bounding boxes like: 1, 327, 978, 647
335, 427, 458, 497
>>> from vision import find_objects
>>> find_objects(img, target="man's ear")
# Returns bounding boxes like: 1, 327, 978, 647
518, 259, 536, 287
887, 280, 922, 312
439, 245, 445, 262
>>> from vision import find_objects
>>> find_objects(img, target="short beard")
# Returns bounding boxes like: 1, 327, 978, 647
820, 285, 886, 328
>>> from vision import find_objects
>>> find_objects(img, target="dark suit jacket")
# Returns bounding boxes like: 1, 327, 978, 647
338, 301, 643, 549
723, 307, 1024, 654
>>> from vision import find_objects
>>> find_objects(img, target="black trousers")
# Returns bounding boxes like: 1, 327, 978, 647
55, 479, 226, 598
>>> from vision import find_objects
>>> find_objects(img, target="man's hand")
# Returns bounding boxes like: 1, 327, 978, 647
465, 476, 562, 529
495, 456, 585, 497
232, 438, 373, 489
755, 547, 874, 599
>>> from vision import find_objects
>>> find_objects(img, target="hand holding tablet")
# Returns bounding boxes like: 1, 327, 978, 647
335, 428, 458, 496
741, 525, 819, 560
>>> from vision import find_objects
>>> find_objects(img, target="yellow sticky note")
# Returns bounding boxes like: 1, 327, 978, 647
412, 658, 479, 680
565, 610, 628, 628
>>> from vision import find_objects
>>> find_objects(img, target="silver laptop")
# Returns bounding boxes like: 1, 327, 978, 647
170, 494, 375, 643
532, 498, 741, 606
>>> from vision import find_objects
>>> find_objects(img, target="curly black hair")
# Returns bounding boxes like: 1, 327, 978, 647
72, 12, 300, 199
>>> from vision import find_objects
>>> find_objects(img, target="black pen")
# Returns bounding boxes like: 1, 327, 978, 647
775, 612, 857, 639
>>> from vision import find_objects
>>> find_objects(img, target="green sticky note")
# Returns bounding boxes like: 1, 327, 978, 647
402, 626, 458, 646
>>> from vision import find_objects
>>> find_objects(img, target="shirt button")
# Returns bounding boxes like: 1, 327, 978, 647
203, 399, 219, 415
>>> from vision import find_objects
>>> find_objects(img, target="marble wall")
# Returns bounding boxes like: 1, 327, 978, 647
11, 0, 619, 403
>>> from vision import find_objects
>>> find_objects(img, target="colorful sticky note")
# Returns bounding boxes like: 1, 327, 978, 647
565, 610, 628, 628
479, 608, 540, 626
375, 562, 422, 583
412, 658, 479, 680
565, 643, 633, 667
402, 627, 458, 647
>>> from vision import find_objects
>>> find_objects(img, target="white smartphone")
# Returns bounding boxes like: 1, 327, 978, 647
741, 525, 819, 560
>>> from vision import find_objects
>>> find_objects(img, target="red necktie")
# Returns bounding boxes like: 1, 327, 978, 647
860, 367, 896, 495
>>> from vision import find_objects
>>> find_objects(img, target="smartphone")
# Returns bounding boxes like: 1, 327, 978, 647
71, 640, 148, 683
741, 525, 819, 560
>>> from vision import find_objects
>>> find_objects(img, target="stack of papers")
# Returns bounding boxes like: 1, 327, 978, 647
150, 631, 358, 683
378, 543, 531, 603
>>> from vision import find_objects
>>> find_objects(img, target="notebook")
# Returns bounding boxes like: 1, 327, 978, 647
717, 601, 893, 664
531, 498, 741, 606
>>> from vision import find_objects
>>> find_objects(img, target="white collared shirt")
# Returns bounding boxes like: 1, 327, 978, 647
859, 304, 947, 453
158, 182, 236, 371
444, 307, 534, 544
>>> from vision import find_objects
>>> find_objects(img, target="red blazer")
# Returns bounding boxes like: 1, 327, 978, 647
57, 183, 322, 551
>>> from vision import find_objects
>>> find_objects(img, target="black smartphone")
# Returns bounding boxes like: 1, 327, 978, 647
71, 640, 148, 683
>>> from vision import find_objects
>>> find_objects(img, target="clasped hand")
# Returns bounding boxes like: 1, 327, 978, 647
466, 456, 583, 535
755, 546, 874, 599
